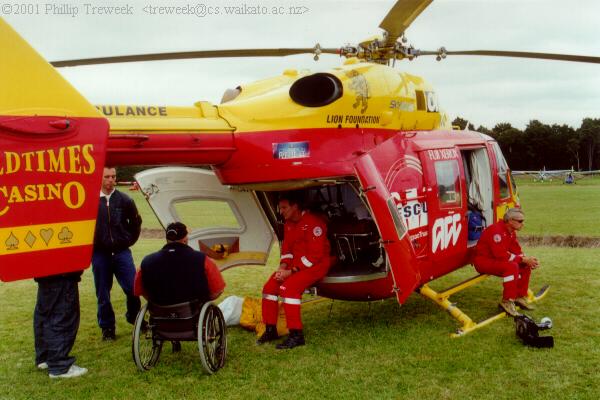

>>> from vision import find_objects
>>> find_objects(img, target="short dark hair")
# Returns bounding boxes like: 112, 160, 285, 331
165, 222, 187, 241
278, 191, 304, 209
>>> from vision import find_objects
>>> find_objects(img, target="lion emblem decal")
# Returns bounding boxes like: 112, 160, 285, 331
345, 70, 369, 114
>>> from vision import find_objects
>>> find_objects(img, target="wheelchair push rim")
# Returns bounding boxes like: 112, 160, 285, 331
132, 303, 163, 371
198, 302, 227, 374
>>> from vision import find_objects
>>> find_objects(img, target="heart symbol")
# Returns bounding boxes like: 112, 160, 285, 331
40, 229, 54, 246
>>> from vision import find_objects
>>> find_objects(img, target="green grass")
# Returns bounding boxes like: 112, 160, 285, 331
515, 180, 600, 237
130, 191, 239, 230
1, 246, 599, 399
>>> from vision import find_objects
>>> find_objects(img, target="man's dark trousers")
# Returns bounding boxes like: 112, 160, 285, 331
92, 248, 140, 329
34, 276, 80, 375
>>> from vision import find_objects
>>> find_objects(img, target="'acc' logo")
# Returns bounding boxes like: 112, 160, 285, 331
432, 214, 462, 253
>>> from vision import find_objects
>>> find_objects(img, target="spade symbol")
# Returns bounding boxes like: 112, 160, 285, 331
5, 232, 19, 250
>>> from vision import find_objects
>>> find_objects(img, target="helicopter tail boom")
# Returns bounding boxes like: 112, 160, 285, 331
99, 102, 236, 166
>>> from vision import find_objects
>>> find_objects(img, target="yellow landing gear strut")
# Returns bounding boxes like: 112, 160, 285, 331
419, 274, 550, 338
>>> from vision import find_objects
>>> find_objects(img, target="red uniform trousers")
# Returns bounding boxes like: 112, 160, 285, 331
262, 262, 330, 330
474, 256, 531, 300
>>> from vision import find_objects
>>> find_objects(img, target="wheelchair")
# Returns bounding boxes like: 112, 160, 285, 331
131, 300, 227, 374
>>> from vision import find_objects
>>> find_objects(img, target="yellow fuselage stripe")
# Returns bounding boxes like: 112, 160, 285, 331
0, 219, 95, 256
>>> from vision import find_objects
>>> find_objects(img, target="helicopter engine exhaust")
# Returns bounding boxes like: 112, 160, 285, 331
289, 73, 343, 107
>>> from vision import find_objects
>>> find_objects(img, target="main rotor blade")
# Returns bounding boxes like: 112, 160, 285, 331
379, 0, 433, 45
420, 49, 600, 64
50, 48, 339, 67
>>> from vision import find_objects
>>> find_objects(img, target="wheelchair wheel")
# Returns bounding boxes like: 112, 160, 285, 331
132, 303, 163, 371
197, 302, 227, 374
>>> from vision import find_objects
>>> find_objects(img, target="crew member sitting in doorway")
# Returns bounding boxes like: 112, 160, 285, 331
257, 193, 332, 349
473, 208, 540, 316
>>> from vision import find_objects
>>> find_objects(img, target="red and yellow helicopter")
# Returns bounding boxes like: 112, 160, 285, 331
2, 0, 599, 335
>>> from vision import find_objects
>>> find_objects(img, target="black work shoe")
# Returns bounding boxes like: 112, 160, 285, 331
276, 329, 305, 350
256, 325, 279, 345
102, 328, 116, 341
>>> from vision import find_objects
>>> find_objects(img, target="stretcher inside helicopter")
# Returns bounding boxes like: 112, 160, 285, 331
257, 180, 387, 280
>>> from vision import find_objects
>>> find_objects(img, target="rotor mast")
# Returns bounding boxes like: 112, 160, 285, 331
339, 0, 432, 64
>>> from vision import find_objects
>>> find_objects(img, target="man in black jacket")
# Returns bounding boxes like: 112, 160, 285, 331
92, 167, 142, 340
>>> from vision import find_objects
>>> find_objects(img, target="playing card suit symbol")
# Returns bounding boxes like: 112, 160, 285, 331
40, 229, 54, 246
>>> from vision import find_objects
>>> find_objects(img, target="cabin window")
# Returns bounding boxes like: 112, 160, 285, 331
491, 142, 510, 199
415, 90, 426, 111
434, 160, 461, 206
172, 199, 240, 231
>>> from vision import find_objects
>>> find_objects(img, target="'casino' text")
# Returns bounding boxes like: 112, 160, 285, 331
0, 145, 96, 217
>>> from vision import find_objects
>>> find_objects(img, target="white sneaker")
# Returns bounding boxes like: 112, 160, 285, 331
37, 362, 48, 370
49, 364, 88, 379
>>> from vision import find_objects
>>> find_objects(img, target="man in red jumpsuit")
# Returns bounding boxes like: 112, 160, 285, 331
474, 208, 539, 316
257, 193, 332, 349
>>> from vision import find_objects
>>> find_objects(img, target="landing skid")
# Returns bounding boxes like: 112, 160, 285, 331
419, 274, 550, 338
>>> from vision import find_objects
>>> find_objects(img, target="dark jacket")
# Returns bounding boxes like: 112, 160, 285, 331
140, 242, 210, 306
93, 190, 142, 253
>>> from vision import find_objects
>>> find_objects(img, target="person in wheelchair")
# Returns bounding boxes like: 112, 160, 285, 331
133, 221, 225, 311
132, 222, 227, 372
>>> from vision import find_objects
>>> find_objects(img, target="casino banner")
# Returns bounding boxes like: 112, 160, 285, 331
0, 116, 109, 281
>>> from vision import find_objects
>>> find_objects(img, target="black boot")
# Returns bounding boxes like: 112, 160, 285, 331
256, 325, 279, 345
276, 329, 305, 350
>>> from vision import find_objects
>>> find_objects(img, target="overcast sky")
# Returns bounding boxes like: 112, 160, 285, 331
4, 0, 600, 129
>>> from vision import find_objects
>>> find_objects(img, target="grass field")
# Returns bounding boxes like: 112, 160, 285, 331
1, 246, 599, 399
514, 176, 600, 237
1, 180, 599, 399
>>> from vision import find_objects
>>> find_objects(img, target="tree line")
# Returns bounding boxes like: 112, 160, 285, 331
453, 117, 600, 171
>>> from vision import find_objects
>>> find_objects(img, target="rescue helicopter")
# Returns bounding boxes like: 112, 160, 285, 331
2, 0, 599, 336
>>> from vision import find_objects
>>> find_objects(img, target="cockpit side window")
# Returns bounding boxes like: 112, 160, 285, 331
434, 160, 461, 207
491, 142, 510, 199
